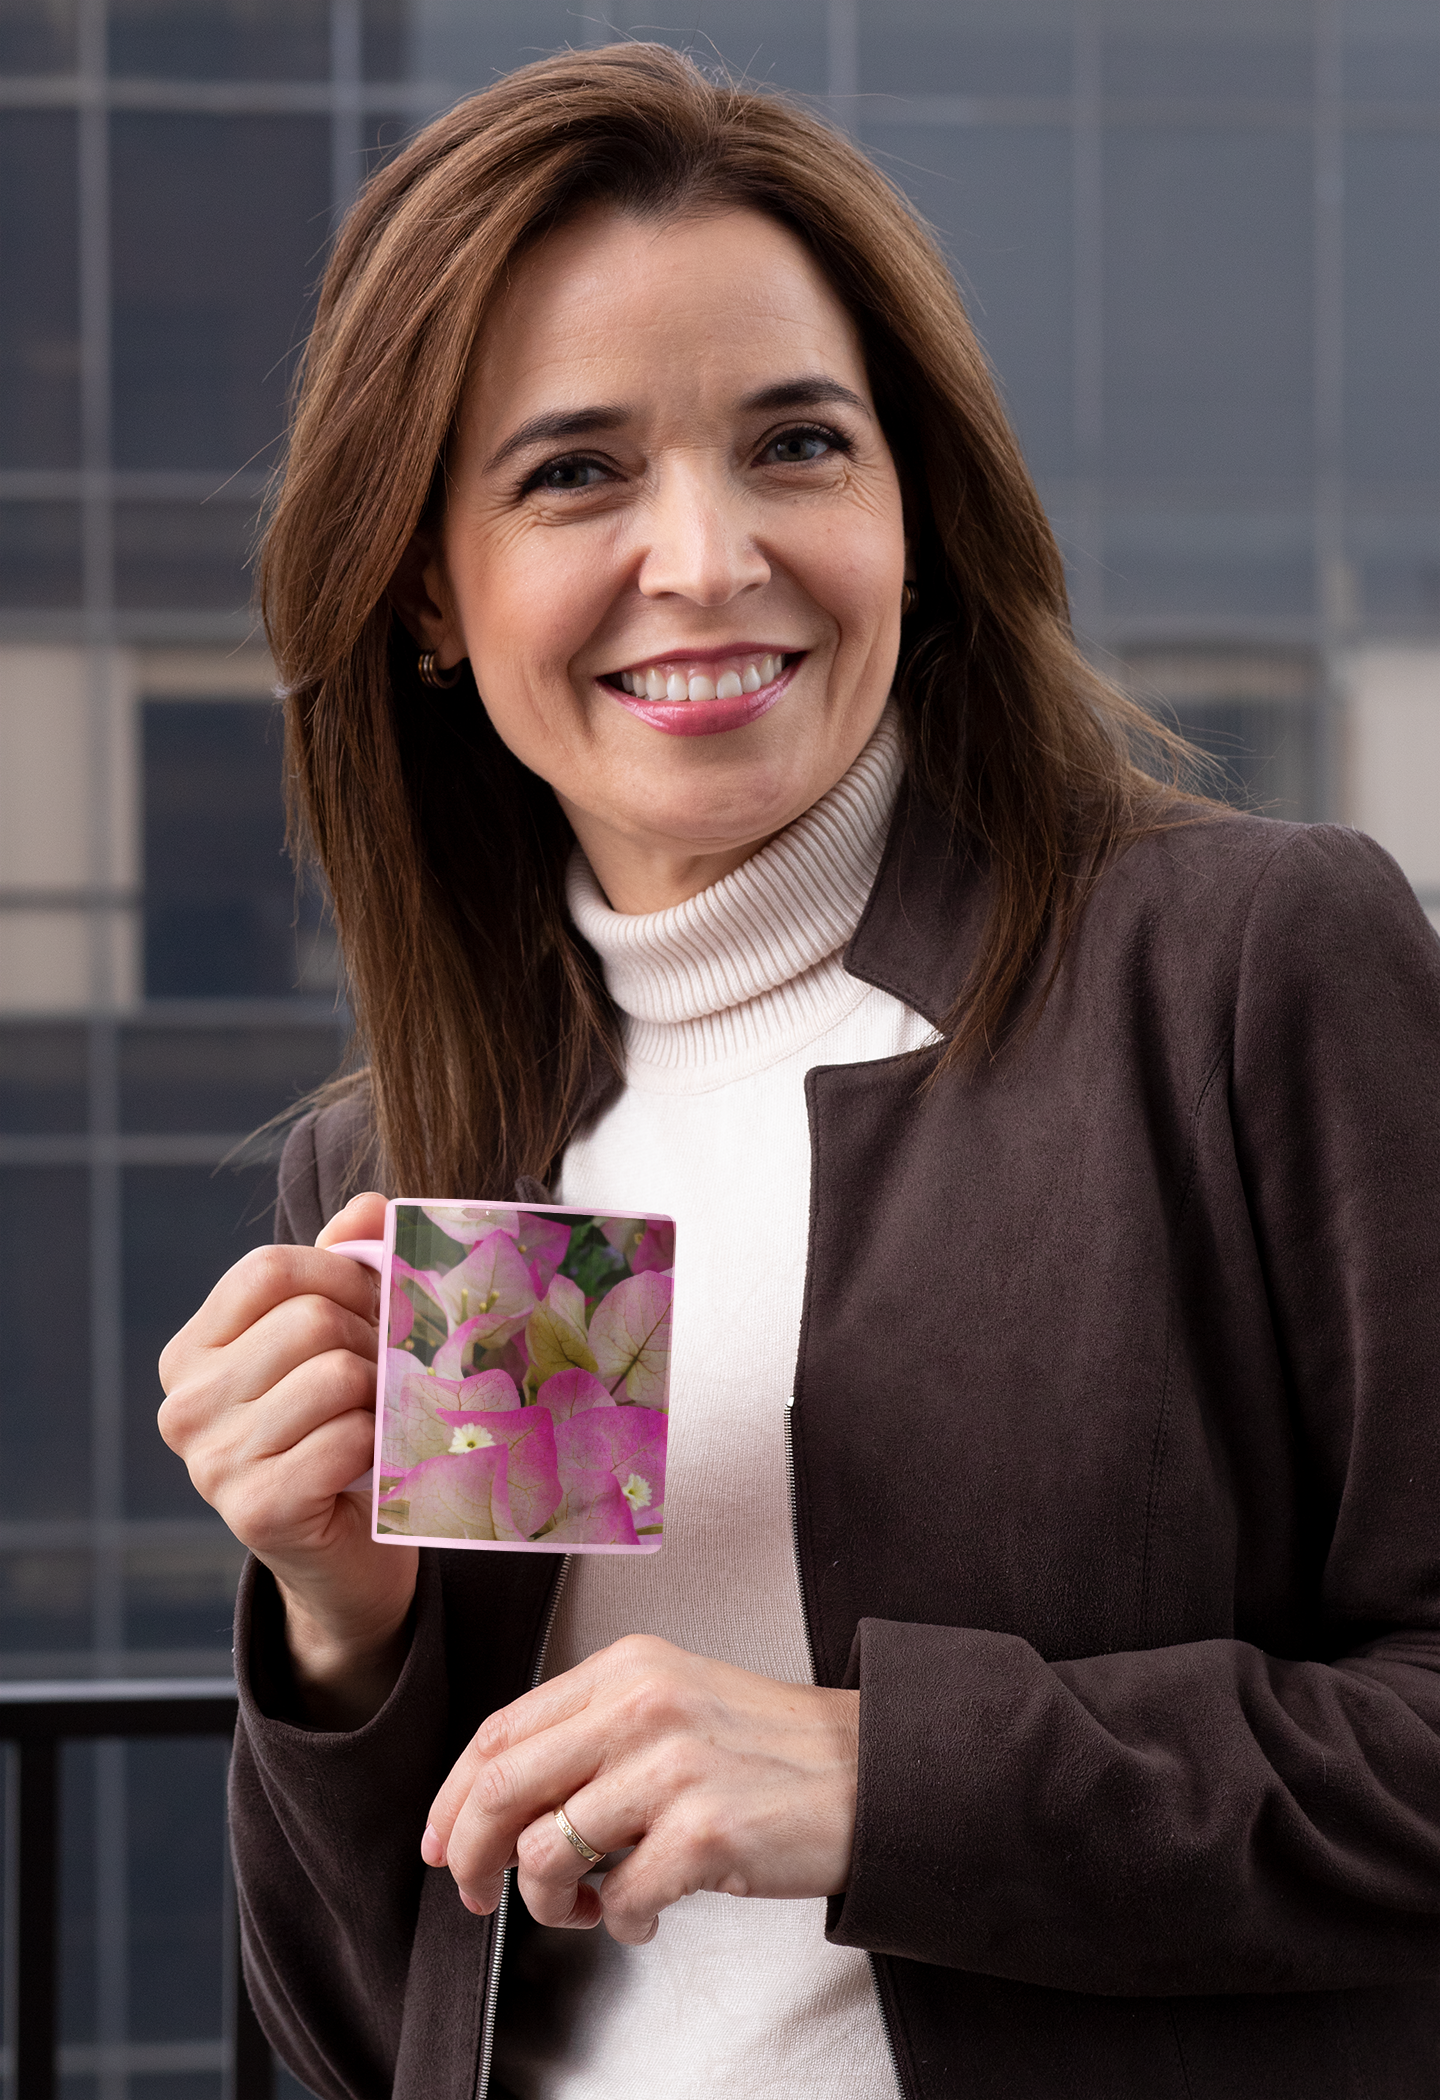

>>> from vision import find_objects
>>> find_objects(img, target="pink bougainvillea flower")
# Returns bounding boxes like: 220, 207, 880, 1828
380, 1366, 521, 1473
434, 1403, 561, 1538
598, 1215, 675, 1275
389, 1257, 450, 1354
526, 1273, 598, 1382
533, 1368, 616, 1420
515, 1211, 572, 1295
386, 1283, 415, 1350
548, 1405, 667, 1545
630, 1220, 675, 1275
420, 1204, 518, 1245
383, 1446, 513, 1540
435, 1229, 535, 1343
589, 1271, 673, 1408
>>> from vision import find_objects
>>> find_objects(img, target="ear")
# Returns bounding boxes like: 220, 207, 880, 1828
388, 527, 467, 666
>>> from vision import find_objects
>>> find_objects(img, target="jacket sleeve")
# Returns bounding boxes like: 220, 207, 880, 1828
229, 1553, 463, 2100
828, 824, 1440, 1994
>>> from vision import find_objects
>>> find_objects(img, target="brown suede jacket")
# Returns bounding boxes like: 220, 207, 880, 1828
231, 789, 1440, 2100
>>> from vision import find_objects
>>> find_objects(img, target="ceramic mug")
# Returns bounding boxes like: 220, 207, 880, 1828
331, 1198, 674, 1556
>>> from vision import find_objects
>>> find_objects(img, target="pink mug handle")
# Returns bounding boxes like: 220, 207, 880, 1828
327, 1237, 384, 1273
327, 1239, 386, 1493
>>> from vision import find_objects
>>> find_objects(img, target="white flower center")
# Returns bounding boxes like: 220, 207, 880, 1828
620, 1471, 652, 1510
449, 1425, 495, 1452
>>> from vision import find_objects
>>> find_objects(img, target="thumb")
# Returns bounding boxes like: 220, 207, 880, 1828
317, 1189, 389, 1251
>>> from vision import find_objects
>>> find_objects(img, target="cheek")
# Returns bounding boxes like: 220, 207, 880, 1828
448, 521, 614, 692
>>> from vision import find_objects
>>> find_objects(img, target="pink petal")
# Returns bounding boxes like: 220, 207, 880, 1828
534, 1369, 616, 1421
420, 1204, 518, 1245
630, 1221, 676, 1275
588, 1271, 673, 1408
436, 1229, 536, 1336
515, 1212, 572, 1293
383, 1446, 510, 1539
545, 1470, 640, 1546
525, 1272, 598, 1380
556, 1406, 666, 1518
433, 1405, 561, 1538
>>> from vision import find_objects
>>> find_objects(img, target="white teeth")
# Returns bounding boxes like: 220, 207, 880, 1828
615, 653, 789, 700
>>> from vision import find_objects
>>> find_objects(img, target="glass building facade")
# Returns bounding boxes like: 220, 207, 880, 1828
1, 1, 1437, 2092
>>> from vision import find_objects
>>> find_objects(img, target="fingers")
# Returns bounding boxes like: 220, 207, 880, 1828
162, 1241, 379, 1371
422, 1641, 862, 1946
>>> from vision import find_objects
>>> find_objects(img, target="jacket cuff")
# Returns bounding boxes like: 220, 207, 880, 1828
236, 1551, 441, 1763
826, 1615, 1043, 1969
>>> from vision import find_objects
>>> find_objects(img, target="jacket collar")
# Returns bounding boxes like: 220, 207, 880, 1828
842, 779, 990, 1032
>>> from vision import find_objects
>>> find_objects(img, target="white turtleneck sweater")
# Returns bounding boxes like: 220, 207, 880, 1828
490, 710, 934, 2100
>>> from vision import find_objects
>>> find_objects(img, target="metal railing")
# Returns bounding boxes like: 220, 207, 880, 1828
0, 1678, 273, 2100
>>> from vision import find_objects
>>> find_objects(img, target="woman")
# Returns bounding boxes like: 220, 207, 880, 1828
158, 42, 1440, 2100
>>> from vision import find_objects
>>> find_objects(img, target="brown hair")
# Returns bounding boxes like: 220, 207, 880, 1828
263, 40, 1191, 1198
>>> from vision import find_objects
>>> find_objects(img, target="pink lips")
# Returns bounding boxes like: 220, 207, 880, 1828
601, 656, 798, 738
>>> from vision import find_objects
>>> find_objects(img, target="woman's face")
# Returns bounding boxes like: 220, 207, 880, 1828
411, 204, 907, 912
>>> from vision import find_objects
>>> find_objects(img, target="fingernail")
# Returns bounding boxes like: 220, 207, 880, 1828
421, 1824, 444, 1867
460, 1889, 481, 1914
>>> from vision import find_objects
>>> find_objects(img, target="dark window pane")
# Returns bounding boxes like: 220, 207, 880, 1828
123, 1162, 275, 1519
1103, 128, 1313, 485
0, 499, 83, 607
361, 0, 585, 84
0, 1550, 90, 1657
111, 114, 329, 472
0, 1167, 90, 1523
125, 1537, 246, 1652
1344, 0, 1440, 100
109, 0, 328, 79
862, 122, 1074, 479
1349, 513, 1440, 624
0, 111, 81, 467
0, 0, 77, 72
1344, 133, 1440, 485
142, 699, 337, 999
0, 1022, 88, 1131
1128, 651, 1319, 822
115, 500, 256, 612
1104, 509, 1314, 619
120, 1024, 345, 1134
860, 0, 1072, 96
597, 7, 829, 94
60, 1742, 230, 2073
1100, 0, 1313, 98
128, 1740, 229, 2041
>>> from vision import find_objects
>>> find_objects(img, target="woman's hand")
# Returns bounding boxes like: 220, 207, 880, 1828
158, 1191, 418, 1728
421, 1634, 860, 1943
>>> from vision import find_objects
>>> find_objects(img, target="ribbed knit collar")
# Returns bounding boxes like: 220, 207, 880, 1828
565, 707, 904, 1086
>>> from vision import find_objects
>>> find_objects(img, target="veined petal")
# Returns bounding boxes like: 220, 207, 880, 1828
589, 1271, 673, 1408
526, 1272, 598, 1381
434, 1404, 561, 1537
533, 1368, 616, 1420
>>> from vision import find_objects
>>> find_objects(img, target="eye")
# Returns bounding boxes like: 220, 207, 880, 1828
760, 424, 851, 467
523, 453, 612, 493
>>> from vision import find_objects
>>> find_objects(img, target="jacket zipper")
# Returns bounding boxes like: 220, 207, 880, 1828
785, 1397, 907, 2100
474, 1553, 572, 2100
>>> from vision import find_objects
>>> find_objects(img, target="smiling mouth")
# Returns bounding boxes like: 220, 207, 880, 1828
602, 651, 795, 704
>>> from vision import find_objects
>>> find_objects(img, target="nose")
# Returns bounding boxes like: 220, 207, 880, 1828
636, 456, 771, 607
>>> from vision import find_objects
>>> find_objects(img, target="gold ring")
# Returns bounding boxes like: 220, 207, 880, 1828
553, 1805, 606, 1866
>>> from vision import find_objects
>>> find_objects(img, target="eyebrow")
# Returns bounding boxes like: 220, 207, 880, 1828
483, 376, 870, 475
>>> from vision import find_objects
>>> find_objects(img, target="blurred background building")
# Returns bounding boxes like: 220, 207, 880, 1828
1, 0, 1437, 2092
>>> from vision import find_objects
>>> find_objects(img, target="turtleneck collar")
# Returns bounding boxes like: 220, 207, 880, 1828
565, 707, 905, 1087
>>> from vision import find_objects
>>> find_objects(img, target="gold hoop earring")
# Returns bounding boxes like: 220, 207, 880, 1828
900, 581, 918, 617
418, 650, 463, 689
